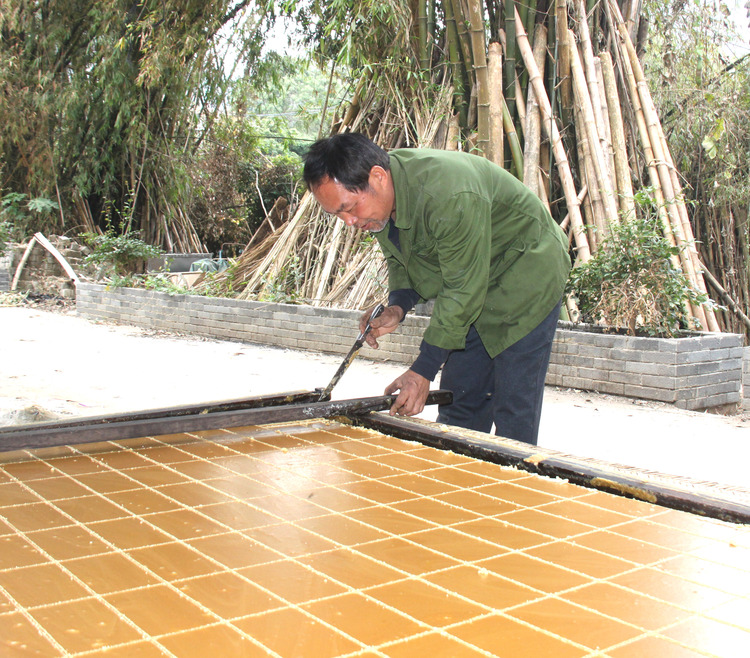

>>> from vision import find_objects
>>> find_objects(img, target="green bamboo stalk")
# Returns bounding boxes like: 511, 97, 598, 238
417, 0, 428, 70
467, 0, 490, 156
449, 0, 475, 112
503, 98, 525, 178
441, 0, 468, 129
504, 0, 517, 123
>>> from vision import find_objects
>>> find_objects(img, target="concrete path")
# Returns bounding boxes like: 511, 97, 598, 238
1, 306, 748, 490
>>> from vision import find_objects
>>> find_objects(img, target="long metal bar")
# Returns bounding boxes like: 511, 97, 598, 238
0, 390, 322, 436
0, 391, 452, 453
319, 303, 385, 401
352, 413, 750, 525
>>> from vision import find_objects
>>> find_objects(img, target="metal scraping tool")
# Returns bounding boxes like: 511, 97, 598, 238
318, 303, 385, 401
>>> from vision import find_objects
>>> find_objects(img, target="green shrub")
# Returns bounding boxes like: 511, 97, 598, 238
81, 230, 163, 276
566, 191, 713, 336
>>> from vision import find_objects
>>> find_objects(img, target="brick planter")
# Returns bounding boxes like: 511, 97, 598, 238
75, 284, 745, 411
547, 321, 743, 411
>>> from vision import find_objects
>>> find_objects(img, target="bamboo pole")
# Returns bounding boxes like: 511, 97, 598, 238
573, 98, 602, 249
599, 50, 635, 220
488, 42, 504, 166
515, 8, 591, 261
314, 219, 344, 302
701, 263, 750, 333
417, 0, 429, 70
243, 192, 315, 293
555, 0, 574, 116
449, 0, 474, 117
441, 0, 468, 128
613, 3, 719, 331
523, 24, 547, 198
467, 0, 490, 156
504, 0, 517, 123
575, 0, 611, 170
595, 57, 617, 197
502, 99, 524, 177
611, 7, 708, 330
569, 30, 620, 230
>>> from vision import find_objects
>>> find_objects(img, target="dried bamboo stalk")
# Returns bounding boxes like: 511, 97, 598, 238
599, 51, 636, 221
573, 98, 602, 250
569, 30, 619, 229
612, 9, 707, 329
595, 57, 617, 200
314, 219, 344, 301
515, 8, 591, 261
614, 7, 718, 330
575, 0, 611, 172
243, 192, 315, 293
523, 25, 547, 198
487, 42, 504, 166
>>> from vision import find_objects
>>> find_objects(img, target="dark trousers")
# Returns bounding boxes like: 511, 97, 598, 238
436, 301, 561, 445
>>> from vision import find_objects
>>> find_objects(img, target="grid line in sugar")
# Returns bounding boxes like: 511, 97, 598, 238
1, 418, 749, 657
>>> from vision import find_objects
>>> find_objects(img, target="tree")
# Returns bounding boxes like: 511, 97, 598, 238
0, 0, 273, 250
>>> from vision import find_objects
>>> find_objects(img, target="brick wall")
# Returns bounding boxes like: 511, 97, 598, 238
76, 283, 745, 411
76, 282, 427, 366
744, 347, 750, 410
548, 322, 743, 410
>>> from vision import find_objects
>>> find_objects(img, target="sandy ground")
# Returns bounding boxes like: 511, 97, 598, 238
1, 304, 749, 490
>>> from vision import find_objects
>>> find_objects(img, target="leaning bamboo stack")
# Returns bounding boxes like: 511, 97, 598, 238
204, 0, 721, 332
605, 0, 719, 331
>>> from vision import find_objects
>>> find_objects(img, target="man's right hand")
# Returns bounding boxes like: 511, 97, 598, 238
359, 305, 403, 349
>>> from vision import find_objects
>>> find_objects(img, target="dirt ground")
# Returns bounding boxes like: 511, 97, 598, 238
1, 301, 749, 490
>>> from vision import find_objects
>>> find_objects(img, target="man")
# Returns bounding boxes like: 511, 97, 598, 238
303, 133, 570, 445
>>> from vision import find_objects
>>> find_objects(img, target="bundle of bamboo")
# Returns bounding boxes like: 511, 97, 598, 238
205, 0, 723, 333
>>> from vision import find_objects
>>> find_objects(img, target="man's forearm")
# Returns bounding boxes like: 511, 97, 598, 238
387, 288, 421, 320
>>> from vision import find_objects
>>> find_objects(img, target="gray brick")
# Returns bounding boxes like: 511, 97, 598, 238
578, 367, 611, 382
623, 385, 675, 402
640, 374, 677, 390
609, 371, 642, 386
625, 361, 676, 376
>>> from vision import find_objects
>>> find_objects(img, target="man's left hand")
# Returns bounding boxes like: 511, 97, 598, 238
384, 370, 430, 417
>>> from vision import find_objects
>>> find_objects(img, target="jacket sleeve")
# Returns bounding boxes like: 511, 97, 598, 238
422, 192, 492, 350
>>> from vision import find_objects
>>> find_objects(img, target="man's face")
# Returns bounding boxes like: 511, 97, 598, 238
311, 168, 393, 233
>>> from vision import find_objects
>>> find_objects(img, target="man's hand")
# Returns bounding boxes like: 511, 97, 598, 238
359, 304, 403, 349
385, 370, 430, 417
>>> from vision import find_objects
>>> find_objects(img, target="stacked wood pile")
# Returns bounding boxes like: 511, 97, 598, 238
205, 0, 723, 332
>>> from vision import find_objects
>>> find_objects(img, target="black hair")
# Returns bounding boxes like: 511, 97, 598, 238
302, 133, 390, 192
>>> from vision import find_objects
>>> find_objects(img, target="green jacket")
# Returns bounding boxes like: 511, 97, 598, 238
375, 148, 570, 358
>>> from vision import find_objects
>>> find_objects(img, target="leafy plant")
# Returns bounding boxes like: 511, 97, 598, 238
81, 230, 163, 276
0, 192, 60, 242
143, 274, 195, 296
258, 255, 304, 303
566, 191, 712, 336
106, 274, 140, 289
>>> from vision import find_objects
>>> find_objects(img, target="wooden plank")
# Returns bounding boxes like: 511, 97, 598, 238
32, 232, 80, 283
10, 238, 36, 291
